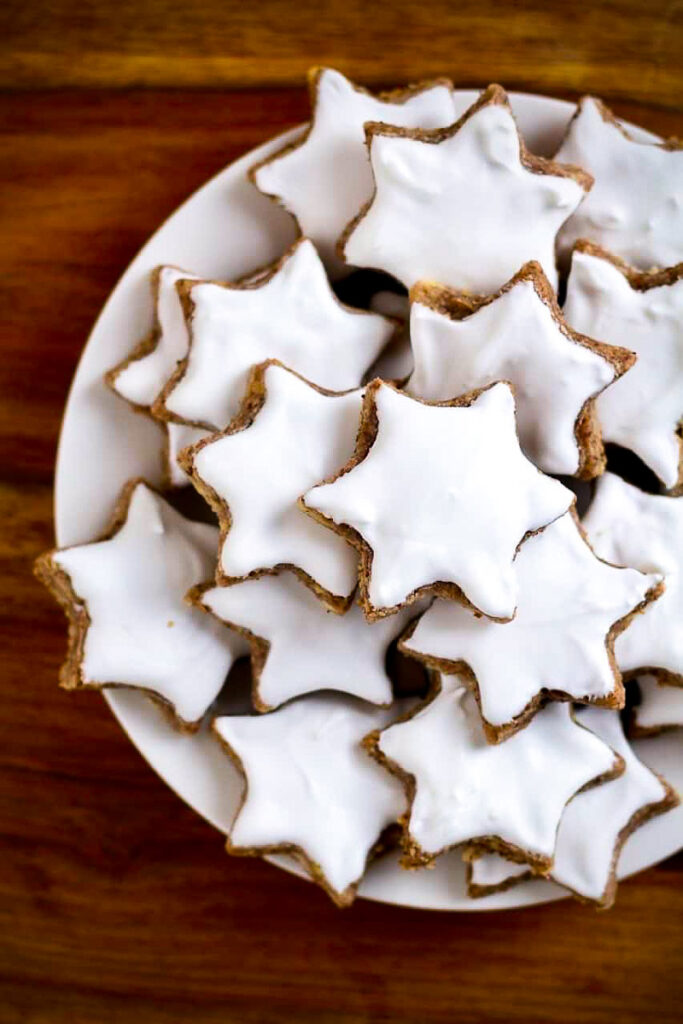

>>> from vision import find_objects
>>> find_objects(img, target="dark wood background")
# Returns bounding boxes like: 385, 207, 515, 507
2, 2, 682, 1021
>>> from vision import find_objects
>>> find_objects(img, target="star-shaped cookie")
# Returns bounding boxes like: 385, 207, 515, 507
34, 481, 247, 729
583, 472, 683, 681
180, 361, 362, 610
367, 674, 621, 871
250, 67, 456, 275
631, 675, 683, 736
466, 708, 677, 907
555, 96, 683, 269
564, 242, 683, 490
194, 571, 425, 711
154, 238, 394, 433
303, 379, 573, 621
401, 511, 660, 741
105, 265, 212, 486
213, 693, 408, 906
340, 84, 592, 294
408, 263, 635, 477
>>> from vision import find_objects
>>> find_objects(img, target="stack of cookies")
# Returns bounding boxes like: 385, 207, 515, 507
37, 70, 683, 909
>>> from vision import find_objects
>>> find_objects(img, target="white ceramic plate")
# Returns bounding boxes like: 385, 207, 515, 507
55, 91, 682, 910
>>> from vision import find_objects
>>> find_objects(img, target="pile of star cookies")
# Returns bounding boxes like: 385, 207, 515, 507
36, 70, 683, 909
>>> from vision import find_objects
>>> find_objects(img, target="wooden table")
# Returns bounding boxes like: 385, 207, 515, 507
2, 3, 681, 1021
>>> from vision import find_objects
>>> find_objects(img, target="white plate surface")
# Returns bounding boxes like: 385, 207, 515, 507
54, 91, 682, 910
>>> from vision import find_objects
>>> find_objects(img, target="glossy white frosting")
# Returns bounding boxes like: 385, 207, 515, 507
252, 69, 456, 274
201, 573, 424, 709
343, 99, 586, 293
192, 363, 362, 601
583, 473, 683, 678
403, 512, 657, 729
556, 97, 683, 269
54, 483, 246, 724
377, 675, 617, 861
564, 248, 683, 489
164, 239, 392, 430
409, 276, 616, 474
214, 693, 407, 897
368, 291, 413, 380
470, 708, 672, 902
305, 381, 572, 620
113, 265, 199, 409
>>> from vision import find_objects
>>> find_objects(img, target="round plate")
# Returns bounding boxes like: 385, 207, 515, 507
55, 90, 683, 910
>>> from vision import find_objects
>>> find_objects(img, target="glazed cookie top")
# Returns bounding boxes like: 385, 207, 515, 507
373, 674, 619, 866
159, 239, 393, 431
197, 572, 425, 710
250, 68, 456, 275
109, 265, 200, 410
303, 380, 573, 621
341, 84, 591, 294
214, 693, 408, 905
469, 708, 676, 906
181, 362, 362, 608
564, 245, 683, 490
555, 97, 683, 269
35, 482, 246, 727
583, 473, 683, 679
632, 675, 683, 734
409, 264, 632, 476
401, 511, 659, 738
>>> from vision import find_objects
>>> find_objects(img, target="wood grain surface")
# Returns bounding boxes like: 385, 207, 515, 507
2, 4, 682, 1021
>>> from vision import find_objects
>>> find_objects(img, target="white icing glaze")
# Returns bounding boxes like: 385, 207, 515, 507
583, 473, 683, 678
166, 422, 210, 487
113, 266, 199, 408
403, 511, 657, 729
201, 573, 425, 709
555, 97, 683, 269
192, 363, 362, 600
409, 276, 616, 475
214, 693, 407, 897
564, 249, 683, 489
471, 708, 672, 902
368, 291, 413, 381
163, 239, 392, 431
377, 675, 617, 861
54, 483, 246, 724
634, 674, 683, 731
343, 98, 586, 294
305, 381, 573, 620
252, 69, 456, 275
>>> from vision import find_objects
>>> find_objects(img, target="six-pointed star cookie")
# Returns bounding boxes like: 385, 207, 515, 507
340, 84, 592, 294
105, 266, 212, 486
466, 708, 678, 907
564, 243, 683, 490
250, 67, 456, 275
555, 96, 683, 269
368, 674, 620, 871
631, 675, 683, 736
154, 238, 394, 433
194, 572, 425, 711
108, 265, 200, 410
34, 481, 247, 729
408, 263, 635, 476
401, 511, 660, 741
303, 379, 573, 621
180, 361, 362, 610
213, 693, 408, 906
583, 473, 683, 681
